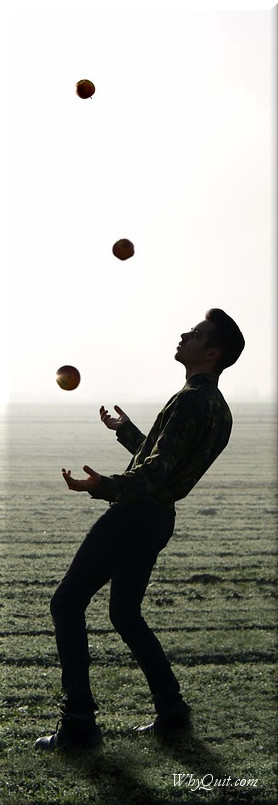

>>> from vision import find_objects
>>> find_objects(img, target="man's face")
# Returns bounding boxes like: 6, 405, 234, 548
175, 319, 218, 368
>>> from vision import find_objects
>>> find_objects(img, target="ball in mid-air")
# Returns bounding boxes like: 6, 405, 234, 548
56, 365, 81, 391
76, 79, 95, 99
112, 239, 134, 261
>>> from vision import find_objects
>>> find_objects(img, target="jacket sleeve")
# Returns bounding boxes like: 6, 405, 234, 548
91, 395, 200, 504
116, 420, 146, 455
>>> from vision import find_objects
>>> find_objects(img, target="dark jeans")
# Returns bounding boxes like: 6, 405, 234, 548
50, 500, 182, 717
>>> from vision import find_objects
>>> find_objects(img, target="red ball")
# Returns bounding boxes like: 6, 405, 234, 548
76, 79, 95, 99
56, 365, 81, 391
112, 239, 134, 261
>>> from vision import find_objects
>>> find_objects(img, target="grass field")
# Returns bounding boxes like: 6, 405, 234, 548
1, 405, 277, 804
1, 494, 277, 805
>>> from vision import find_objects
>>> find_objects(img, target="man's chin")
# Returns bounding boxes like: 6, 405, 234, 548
174, 350, 183, 364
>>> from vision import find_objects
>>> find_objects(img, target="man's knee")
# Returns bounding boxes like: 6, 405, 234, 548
50, 586, 68, 620
50, 580, 89, 622
109, 601, 140, 637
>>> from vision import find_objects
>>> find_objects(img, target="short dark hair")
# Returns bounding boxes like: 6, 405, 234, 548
205, 308, 245, 374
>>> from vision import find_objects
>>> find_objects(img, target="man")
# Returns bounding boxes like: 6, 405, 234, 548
35, 308, 244, 751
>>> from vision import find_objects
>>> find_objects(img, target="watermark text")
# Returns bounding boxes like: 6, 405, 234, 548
173, 773, 258, 792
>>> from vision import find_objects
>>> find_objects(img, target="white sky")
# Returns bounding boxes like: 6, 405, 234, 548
6, 0, 276, 406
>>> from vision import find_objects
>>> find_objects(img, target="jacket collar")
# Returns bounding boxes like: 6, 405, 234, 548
184, 373, 219, 388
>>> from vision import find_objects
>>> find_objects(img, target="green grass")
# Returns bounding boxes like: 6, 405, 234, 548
1, 495, 277, 805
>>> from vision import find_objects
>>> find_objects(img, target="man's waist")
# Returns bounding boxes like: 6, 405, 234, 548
140, 495, 175, 512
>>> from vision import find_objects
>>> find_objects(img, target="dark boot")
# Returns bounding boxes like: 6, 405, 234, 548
34, 713, 102, 751
133, 700, 192, 739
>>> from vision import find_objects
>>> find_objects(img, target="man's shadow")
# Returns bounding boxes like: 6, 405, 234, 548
61, 727, 257, 805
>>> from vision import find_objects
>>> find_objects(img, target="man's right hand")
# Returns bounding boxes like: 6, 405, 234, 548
99, 405, 130, 431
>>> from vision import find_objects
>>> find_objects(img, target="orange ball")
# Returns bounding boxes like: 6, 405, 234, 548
112, 239, 134, 261
76, 79, 95, 99
56, 365, 81, 391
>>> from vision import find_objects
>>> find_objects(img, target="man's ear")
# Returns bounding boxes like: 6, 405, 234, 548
205, 347, 221, 365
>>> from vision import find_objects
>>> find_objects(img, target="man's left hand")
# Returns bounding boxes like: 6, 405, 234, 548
62, 465, 101, 493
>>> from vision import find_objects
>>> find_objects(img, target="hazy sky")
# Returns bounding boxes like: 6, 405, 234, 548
7, 0, 276, 406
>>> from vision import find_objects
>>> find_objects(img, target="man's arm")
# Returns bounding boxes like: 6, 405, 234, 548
65, 395, 200, 504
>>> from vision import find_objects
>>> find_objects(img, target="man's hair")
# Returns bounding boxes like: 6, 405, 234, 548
205, 308, 245, 374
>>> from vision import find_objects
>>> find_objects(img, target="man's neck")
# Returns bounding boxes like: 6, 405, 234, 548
185, 366, 217, 380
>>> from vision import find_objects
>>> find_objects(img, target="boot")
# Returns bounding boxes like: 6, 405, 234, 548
34, 713, 102, 751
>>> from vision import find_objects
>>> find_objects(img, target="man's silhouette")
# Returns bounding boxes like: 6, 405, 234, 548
35, 308, 244, 751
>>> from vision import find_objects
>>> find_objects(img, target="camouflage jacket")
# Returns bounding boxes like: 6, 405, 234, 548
91, 373, 232, 507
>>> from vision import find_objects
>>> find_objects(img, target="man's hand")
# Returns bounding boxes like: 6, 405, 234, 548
62, 465, 101, 493
99, 404, 130, 431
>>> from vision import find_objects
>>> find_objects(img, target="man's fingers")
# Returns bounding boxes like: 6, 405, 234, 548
100, 404, 126, 417
99, 406, 110, 421
99, 404, 128, 430
83, 466, 101, 487
114, 405, 126, 416
83, 465, 95, 475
